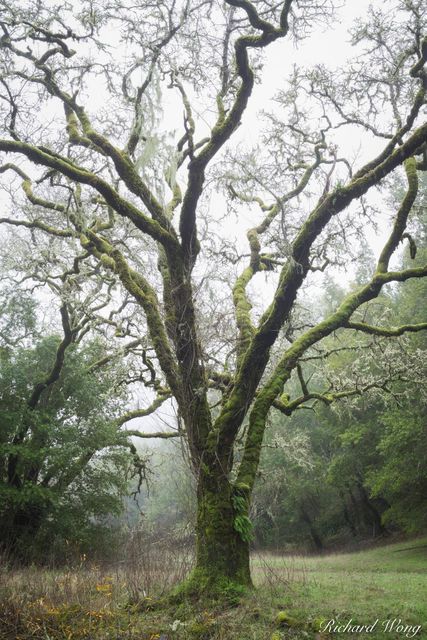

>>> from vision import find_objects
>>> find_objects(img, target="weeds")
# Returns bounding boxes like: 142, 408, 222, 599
251, 552, 308, 597
0, 530, 195, 640
124, 528, 194, 602
1, 537, 426, 639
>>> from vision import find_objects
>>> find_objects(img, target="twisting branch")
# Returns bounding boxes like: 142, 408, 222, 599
0, 162, 74, 237
116, 392, 171, 428
0, 28, 176, 231
273, 380, 394, 416
7, 303, 78, 487
0, 139, 178, 248
214, 126, 427, 455
230, 139, 327, 364
179, 0, 293, 271
27, 304, 77, 410
125, 430, 179, 439
236, 155, 427, 490
78, 229, 182, 400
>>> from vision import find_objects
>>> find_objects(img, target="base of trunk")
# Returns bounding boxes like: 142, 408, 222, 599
172, 476, 253, 603
172, 564, 253, 605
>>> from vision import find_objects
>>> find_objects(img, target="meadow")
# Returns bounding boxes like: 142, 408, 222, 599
0, 537, 426, 640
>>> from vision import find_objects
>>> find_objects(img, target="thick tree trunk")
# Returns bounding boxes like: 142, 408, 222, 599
189, 466, 253, 595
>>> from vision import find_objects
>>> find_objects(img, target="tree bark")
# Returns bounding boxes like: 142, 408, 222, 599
184, 461, 253, 595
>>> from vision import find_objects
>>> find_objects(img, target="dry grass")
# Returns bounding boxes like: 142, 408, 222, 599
0, 532, 195, 640
1, 537, 426, 639
251, 552, 309, 594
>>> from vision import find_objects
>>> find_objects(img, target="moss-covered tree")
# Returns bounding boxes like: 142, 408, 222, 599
0, 0, 426, 594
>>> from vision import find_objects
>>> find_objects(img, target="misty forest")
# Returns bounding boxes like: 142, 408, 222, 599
0, 0, 426, 638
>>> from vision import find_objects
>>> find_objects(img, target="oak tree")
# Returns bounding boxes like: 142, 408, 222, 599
0, 0, 426, 593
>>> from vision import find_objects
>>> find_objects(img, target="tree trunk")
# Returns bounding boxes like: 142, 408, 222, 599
187, 465, 253, 596
348, 487, 362, 531
300, 505, 324, 552
1, 505, 45, 562
340, 490, 357, 537
357, 482, 388, 537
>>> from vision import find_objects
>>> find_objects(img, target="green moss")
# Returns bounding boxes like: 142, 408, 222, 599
377, 157, 418, 273
233, 265, 255, 365
275, 610, 302, 628
187, 618, 216, 639
192, 472, 253, 594
310, 616, 328, 631
171, 571, 249, 607
100, 253, 116, 270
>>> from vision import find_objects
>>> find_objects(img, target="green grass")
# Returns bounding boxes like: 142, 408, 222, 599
0, 536, 426, 639
251, 536, 427, 638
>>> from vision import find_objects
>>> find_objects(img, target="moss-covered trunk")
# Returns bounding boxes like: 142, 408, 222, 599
189, 465, 253, 595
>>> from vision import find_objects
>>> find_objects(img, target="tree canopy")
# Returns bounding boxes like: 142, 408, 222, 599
0, 0, 426, 592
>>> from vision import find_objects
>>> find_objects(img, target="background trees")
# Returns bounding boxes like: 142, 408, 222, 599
0, 0, 426, 592
247, 205, 427, 549
0, 263, 177, 560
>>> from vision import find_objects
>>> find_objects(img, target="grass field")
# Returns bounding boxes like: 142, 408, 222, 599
0, 536, 426, 639
251, 536, 427, 639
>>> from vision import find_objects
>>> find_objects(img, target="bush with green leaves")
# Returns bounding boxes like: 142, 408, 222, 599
0, 295, 142, 563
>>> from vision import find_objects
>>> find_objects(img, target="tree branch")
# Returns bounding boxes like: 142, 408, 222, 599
236, 168, 427, 490
179, 0, 293, 271
124, 430, 179, 439
344, 321, 427, 337
0, 140, 178, 249
116, 392, 171, 428
214, 123, 427, 453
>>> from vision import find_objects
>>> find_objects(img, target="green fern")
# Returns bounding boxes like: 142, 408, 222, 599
232, 491, 253, 542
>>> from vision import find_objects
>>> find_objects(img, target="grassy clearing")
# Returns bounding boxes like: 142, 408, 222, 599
252, 536, 427, 639
0, 537, 426, 639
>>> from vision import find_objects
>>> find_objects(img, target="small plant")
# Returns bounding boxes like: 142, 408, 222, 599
232, 490, 253, 543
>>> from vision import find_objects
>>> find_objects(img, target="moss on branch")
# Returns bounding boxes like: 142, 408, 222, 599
344, 321, 427, 337
0, 139, 178, 249
213, 123, 427, 457
233, 266, 255, 365
377, 157, 418, 272
237, 258, 427, 489
179, 0, 291, 271
79, 230, 183, 401
116, 393, 171, 428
